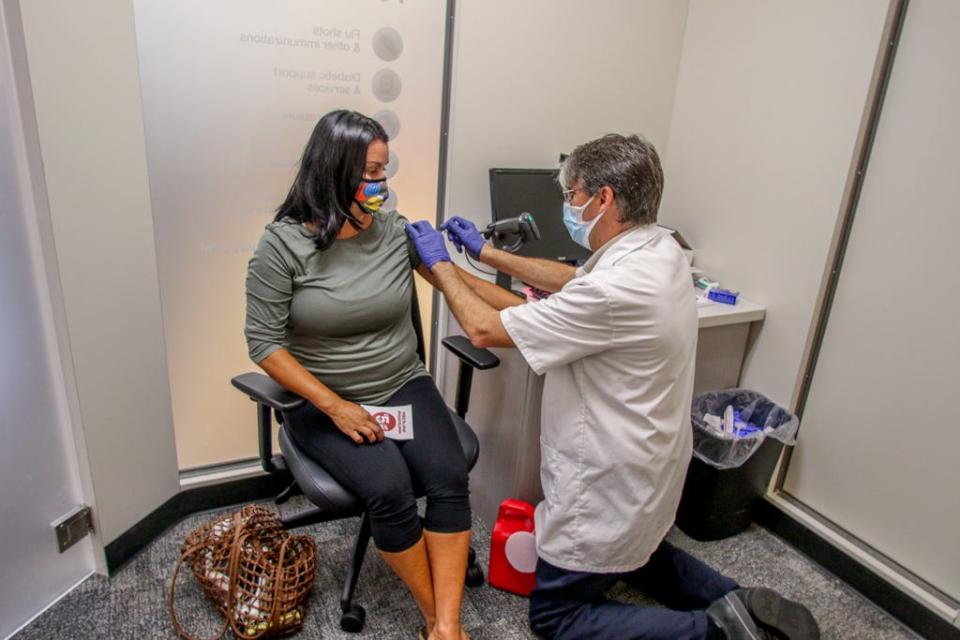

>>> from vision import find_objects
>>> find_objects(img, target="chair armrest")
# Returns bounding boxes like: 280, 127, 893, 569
231, 372, 307, 413
441, 336, 500, 370
231, 372, 304, 475
441, 336, 500, 419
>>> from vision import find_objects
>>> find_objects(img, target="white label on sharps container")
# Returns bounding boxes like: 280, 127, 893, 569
362, 404, 414, 441
504, 531, 538, 573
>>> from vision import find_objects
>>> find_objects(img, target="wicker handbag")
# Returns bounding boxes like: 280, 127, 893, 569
169, 504, 317, 640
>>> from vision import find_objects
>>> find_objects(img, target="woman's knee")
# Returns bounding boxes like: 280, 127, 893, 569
363, 478, 416, 521
362, 479, 422, 551
422, 453, 469, 499
421, 466, 471, 532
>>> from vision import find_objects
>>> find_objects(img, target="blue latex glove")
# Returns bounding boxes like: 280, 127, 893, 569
439, 215, 487, 259
405, 221, 451, 269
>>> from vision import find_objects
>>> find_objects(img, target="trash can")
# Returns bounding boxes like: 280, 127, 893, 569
676, 389, 799, 541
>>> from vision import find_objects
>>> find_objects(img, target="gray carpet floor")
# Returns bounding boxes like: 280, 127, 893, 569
14, 496, 919, 640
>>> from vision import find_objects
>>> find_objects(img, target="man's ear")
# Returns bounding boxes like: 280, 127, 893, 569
598, 185, 615, 209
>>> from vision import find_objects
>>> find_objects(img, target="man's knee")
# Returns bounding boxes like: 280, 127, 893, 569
529, 591, 575, 639
529, 605, 554, 638
529, 609, 555, 638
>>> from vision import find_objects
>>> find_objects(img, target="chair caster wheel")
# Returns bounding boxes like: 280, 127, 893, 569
465, 564, 485, 588
340, 604, 366, 633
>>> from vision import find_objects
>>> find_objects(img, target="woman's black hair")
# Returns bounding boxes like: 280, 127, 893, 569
275, 110, 388, 250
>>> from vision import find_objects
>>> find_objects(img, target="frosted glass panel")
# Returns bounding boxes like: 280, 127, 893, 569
133, 0, 447, 468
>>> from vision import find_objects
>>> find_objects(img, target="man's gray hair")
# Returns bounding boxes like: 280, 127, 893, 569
558, 134, 664, 226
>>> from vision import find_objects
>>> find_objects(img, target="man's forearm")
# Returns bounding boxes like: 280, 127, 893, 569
455, 265, 526, 310
478, 246, 576, 293
431, 262, 514, 348
417, 262, 524, 310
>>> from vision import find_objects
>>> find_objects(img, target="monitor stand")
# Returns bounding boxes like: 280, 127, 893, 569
495, 258, 585, 293
495, 269, 512, 291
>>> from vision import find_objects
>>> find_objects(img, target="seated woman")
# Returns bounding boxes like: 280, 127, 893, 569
244, 110, 470, 640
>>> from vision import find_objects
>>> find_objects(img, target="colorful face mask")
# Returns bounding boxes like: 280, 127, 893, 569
354, 178, 389, 214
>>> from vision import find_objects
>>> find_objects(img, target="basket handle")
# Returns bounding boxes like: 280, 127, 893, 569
169, 512, 244, 640
169, 542, 230, 640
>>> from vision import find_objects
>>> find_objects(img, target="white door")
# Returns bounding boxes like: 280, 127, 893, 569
0, 3, 96, 637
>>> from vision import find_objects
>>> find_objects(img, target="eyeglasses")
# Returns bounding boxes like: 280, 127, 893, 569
561, 187, 583, 204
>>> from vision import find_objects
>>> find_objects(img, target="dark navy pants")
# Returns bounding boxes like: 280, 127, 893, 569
528, 539, 738, 640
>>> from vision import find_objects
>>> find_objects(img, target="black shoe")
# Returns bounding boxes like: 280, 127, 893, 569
707, 592, 766, 640
734, 588, 820, 640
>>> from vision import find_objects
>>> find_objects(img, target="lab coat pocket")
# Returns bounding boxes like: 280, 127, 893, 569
539, 440, 578, 512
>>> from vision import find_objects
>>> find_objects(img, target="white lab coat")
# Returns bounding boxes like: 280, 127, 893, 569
500, 224, 697, 573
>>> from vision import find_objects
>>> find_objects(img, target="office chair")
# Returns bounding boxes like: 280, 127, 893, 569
231, 288, 499, 633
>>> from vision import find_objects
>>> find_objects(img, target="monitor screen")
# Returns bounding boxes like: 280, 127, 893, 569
489, 168, 592, 264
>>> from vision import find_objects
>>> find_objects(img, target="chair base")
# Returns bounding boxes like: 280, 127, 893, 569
340, 604, 366, 632
280, 504, 363, 530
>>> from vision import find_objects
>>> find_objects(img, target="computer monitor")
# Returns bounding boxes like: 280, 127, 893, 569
488, 168, 592, 264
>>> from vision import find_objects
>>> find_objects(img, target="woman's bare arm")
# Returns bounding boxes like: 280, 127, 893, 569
257, 348, 383, 444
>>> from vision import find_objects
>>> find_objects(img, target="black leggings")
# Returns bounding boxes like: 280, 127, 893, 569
284, 375, 471, 552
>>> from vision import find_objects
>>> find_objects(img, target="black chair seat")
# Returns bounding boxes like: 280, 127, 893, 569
278, 408, 480, 515
279, 426, 361, 514
450, 411, 481, 469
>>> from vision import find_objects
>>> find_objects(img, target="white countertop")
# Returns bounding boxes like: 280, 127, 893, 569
509, 275, 765, 330
696, 295, 765, 329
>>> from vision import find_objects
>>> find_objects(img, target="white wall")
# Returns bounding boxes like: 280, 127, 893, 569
659, 0, 889, 407
444, 0, 688, 231
17, 0, 180, 544
438, 0, 690, 386
0, 2, 96, 633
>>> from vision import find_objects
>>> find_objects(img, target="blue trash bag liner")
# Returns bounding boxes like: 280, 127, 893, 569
691, 389, 799, 470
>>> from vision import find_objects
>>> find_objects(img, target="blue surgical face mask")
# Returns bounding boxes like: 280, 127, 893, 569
562, 195, 604, 249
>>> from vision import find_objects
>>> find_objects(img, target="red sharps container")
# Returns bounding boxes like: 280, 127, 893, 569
488, 499, 538, 596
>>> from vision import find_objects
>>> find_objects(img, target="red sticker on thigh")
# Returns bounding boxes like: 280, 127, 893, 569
362, 404, 414, 440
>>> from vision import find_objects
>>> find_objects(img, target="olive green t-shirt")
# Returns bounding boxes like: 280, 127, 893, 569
244, 210, 428, 404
